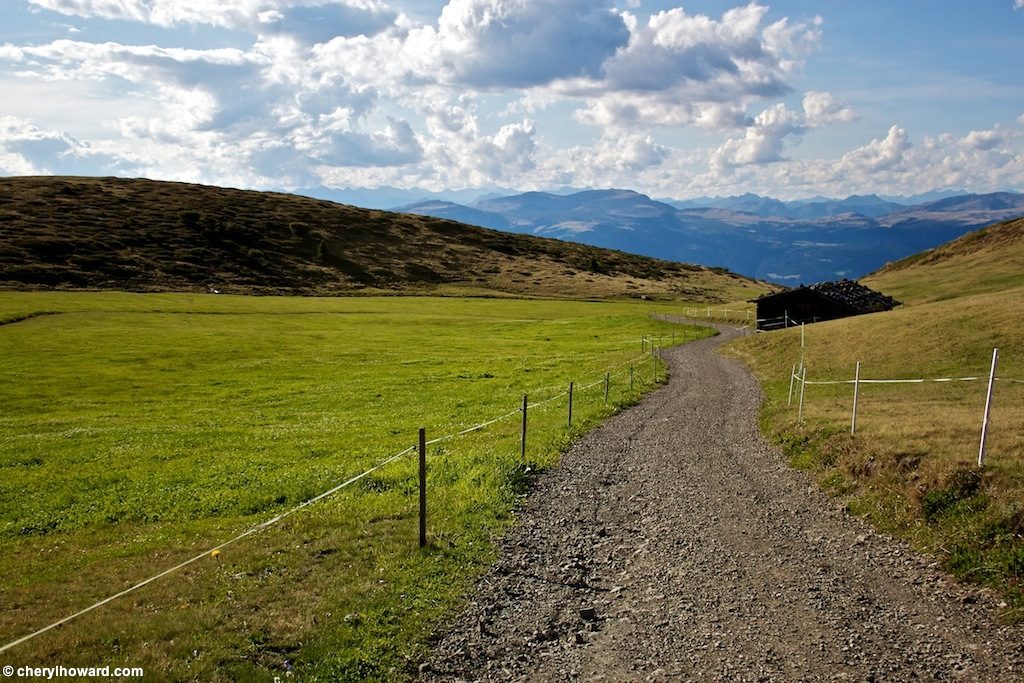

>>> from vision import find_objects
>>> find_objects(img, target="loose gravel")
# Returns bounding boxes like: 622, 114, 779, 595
422, 325, 1024, 682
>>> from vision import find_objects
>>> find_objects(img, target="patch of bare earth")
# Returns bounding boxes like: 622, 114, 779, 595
422, 325, 1024, 682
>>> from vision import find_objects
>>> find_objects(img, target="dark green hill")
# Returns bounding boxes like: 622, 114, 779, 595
0, 176, 771, 301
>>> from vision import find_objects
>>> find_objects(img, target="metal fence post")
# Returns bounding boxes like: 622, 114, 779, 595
788, 363, 796, 407
978, 348, 999, 467
851, 361, 861, 435
798, 367, 807, 423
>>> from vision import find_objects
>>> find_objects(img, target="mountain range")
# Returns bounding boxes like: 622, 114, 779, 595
393, 190, 1024, 284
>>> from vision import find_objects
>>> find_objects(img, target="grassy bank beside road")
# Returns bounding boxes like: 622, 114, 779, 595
729, 285, 1024, 620
0, 291, 704, 680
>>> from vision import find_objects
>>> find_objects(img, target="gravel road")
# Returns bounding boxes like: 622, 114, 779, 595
422, 324, 1024, 682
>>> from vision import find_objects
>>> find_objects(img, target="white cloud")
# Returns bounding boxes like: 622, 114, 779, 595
473, 119, 538, 179
683, 124, 1024, 200
27, 0, 398, 40
837, 124, 911, 173
314, 117, 423, 166
7, 2, 1023, 198
403, 0, 629, 89
568, 3, 823, 130
801, 91, 856, 127
711, 91, 855, 169
962, 127, 1005, 151
712, 102, 803, 168
0, 115, 137, 175
1016, 0, 1024, 10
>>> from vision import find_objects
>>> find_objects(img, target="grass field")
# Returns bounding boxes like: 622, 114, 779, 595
729, 283, 1024, 618
0, 291, 707, 680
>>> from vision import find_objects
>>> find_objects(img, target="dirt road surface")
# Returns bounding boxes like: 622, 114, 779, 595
422, 324, 1024, 682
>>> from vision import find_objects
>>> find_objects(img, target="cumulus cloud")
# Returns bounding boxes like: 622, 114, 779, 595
569, 3, 822, 129
314, 117, 423, 166
712, 102, 803, 168
801, 91, 856, 126
697, 123, 1024, 200
10, 1, 1022, 197
0, 115, 136, 175
2, 39, 278, 137
962, 127, 1005, 151
472, 119, 538, 179
579, 133, 667, 173
402, 0, 629, 89
711, 91, 855, 169
27, 0, 398, 41
837, 124, 911, 173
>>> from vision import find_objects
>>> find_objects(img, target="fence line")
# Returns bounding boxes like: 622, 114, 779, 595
790, 348, 1016, 465
800, 375, 983, 386
0, 336, 675, 655
681, 306, 754, 321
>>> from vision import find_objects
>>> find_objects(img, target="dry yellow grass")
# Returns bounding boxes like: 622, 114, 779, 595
729, 272, 1024, 616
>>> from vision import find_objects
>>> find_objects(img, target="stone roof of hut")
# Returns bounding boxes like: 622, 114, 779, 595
806, 279, 900, 313
754, 279, 901, 313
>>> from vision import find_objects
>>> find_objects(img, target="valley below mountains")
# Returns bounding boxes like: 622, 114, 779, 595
397, 189, 1024, 284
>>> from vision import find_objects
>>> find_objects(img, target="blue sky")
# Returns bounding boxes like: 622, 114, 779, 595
1, 0, 1023, 199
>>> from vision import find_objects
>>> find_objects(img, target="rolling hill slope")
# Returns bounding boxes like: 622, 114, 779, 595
730, 218, 1024, 615
0, 176, 771, 302
864, 216, 1024, 304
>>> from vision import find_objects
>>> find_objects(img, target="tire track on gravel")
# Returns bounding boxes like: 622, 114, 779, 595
423, 324, 1024, 682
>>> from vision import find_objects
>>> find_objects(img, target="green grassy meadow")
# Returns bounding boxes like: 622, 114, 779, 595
0, 291, 704, 680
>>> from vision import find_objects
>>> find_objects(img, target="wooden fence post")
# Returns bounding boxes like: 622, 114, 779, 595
521, 394, 528, 460
568, 381, 574, 429
604, 373, 610, 405
418, 427, 427, 548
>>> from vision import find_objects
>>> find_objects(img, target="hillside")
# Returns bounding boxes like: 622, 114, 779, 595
864, 216, 1024, 304
730, 220, 1024, 617
0, 177, 770, 302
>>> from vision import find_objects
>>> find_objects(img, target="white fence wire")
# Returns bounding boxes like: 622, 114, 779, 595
789, 348, 1019, 467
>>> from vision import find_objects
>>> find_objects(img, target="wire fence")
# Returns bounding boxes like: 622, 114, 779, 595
0, 334, 678, 655
680, 305, 755, 323
788, 347, 1020, 467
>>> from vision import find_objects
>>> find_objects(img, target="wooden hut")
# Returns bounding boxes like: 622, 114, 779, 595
754, 279, 900, 331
